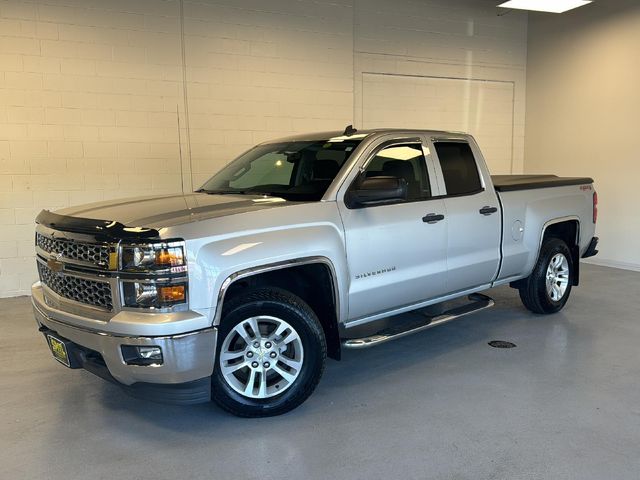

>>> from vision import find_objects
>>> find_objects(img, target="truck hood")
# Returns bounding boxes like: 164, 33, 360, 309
56, 192, 293, 229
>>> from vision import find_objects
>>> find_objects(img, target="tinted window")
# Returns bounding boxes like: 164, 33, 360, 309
363, 144, 431, 201
434, 142, 482, 196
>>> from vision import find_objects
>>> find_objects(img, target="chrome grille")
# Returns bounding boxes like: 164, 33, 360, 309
36, 232, 110, 268
37, 262, 113, 310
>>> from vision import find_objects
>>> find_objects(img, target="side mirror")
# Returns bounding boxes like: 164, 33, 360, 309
346, 176, 408, 208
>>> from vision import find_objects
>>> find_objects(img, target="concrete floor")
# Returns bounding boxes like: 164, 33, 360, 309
1, 263, 640, 480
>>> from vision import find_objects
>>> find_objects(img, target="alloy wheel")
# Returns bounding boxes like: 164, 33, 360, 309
545, 253, 570, 301
219, 315, 304, 399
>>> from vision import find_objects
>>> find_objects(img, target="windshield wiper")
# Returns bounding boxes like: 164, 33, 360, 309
197, 188, 282, 196
197, 189, 249, 195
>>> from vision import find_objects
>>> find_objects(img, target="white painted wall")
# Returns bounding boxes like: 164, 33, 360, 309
353, 0, 528, 173
361, 73, 515, 173
0, 0, 528, 297
525, 1, 640, 270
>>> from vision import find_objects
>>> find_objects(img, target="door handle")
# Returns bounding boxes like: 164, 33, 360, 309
479, 206, 498, 216
422, 213, 445, 224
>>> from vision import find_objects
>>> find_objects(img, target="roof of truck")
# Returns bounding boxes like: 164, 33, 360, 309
262, 128, 468, 143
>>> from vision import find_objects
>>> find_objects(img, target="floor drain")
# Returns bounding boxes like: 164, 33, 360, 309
488, 340, 516, 349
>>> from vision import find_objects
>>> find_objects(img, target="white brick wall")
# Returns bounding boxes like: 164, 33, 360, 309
182, 0, 355, 187
0, 0, 527, 297
0, 0, 186, 296
353, 0, 527, 173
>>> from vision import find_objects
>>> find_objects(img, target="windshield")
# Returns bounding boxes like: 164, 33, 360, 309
199, 137, 364, 201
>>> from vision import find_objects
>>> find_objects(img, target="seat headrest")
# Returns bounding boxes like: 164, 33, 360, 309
383, 160, 414, 181
313, 159, 340, 180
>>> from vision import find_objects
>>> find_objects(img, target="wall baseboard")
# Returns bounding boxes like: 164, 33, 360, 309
0, 291, 30, 299
583, 258, 640, 272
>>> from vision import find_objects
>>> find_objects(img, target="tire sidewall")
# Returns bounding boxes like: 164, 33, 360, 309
538, 238, 573, 312
212, 290, 325, 416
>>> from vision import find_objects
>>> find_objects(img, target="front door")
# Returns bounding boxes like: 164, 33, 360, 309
338, 139, 449, 321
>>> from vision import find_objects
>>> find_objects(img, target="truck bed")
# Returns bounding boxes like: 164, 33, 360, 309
492, 175, 593, 192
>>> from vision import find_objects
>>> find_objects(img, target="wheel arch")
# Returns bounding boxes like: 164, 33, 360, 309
213, 256, 342, 360
540, 217, 581, 286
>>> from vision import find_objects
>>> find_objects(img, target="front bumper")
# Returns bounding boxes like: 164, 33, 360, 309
32, 283, 217, 404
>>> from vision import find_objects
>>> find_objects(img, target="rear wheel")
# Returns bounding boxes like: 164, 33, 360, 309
211, 288, 326, 417
518, 237, 573, 314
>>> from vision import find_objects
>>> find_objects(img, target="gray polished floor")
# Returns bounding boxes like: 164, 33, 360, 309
1, 264, 639, 480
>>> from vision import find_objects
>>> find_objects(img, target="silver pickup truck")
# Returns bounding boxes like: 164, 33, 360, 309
32, 128, 599, 417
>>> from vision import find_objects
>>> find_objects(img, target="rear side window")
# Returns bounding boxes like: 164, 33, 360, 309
434, 142, 482, 196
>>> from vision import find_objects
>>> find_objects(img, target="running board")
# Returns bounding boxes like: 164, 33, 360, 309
342, 293, 494, 349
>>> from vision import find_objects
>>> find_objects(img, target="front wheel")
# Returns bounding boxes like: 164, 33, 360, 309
211, 288, 326, 417
518, 237, 573, 314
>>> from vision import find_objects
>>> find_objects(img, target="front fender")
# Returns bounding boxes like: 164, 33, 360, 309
174, 205, 348, 325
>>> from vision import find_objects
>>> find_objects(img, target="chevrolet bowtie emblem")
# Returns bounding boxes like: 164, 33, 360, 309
47, 256, 64, 273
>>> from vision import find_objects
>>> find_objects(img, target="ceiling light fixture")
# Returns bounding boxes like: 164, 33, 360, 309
497, 0, 592, 13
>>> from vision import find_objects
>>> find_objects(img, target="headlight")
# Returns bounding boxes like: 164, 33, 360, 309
122, 281, 187, 308
119, 240, 188, 309
120, 242, 186, 273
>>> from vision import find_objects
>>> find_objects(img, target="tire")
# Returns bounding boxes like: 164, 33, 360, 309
518, 237, 574, 314
211, 287, 326, 417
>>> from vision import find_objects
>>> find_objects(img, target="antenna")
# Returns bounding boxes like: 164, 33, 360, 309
343, 124, 357, 136
176, 104, 185, 194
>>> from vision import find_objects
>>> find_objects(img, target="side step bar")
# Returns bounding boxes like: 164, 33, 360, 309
342, 293, 494, 349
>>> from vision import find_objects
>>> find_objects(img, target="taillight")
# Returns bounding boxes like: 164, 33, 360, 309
592, 191, 598, 223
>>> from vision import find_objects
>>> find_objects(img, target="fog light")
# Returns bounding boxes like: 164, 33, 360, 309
121, 345, 163, 366
138, 346, 162, 359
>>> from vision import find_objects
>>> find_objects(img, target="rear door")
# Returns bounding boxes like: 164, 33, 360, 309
430, 138, 501, 293
338, 138, 449, 321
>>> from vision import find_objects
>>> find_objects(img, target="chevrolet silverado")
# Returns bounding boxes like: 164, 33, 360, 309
32, 127, 599, 416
